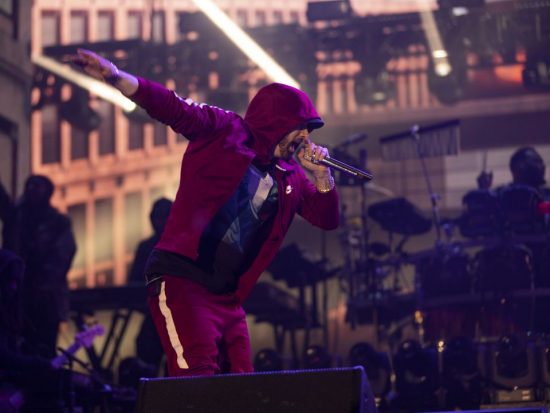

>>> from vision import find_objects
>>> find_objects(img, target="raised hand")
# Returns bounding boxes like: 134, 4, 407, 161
69, 48, 118, 82
68, 49, 139, 95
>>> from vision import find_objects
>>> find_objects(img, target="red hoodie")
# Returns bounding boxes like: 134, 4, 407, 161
130, 79, 339, 302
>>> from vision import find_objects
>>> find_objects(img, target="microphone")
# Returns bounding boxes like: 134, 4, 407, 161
305, 154, 374, 181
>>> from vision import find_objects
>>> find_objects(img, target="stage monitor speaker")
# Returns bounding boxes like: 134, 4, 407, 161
422, 408, 547, 413
136, 367, 370, 413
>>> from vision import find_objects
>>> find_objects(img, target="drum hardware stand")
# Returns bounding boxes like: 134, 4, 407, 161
333, 135, 373, 331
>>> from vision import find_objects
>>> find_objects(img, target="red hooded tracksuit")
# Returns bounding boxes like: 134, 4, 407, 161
130, 78, 339, 376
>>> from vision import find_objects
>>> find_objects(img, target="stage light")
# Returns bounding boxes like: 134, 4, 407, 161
442, 337, 483, 409
303, 345, 332, 369
190, 0, 299, 88
496, 335, 528, 379
427, 59, 467, 104
489, 334, 537, 403
254, 348, 283, 372
417, 0, 452, 78
434, 61, 452, 77
392, 340, 439, 410
348, 342, 391, 398
32, 54, 137, 112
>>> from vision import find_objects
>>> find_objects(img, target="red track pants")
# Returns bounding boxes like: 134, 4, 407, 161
147, 275, 253, 377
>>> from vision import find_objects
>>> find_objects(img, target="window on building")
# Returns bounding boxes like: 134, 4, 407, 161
70, 11, 88, 43
41, 11, 60, 47
96, 100, 115, 155
67, 203, 86, 270
150, 186, 166, 204
0, 1, 13, 16
255, 10, 266, 27
127, 11, 142, 39
236, 9, 248, 27
152, 11, 165, 43
94, 197, 113, 263
128, 120, 144, 150
290, 11, 300, 24
273, 10, 283, 25
97, 11, 114, 41
71, 127, 89, 160
94, 197, 114, 286
153, 122, 167, 146
124, 192, 143, 255
0, 0, 16, 39
41, 104, 61, 164
0, 116, 15, 205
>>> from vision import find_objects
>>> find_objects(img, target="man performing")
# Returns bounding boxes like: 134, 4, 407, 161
73, 49, 340, 377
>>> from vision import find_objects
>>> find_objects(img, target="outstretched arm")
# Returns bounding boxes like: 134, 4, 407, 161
70, 49, 239, 141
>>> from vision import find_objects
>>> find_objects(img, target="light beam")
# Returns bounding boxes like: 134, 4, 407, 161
191, 0, 300, 88
32, 54, 137, 112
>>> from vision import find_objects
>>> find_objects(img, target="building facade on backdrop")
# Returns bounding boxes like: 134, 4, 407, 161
30, 0, 550, 289
0, 0, 32, 202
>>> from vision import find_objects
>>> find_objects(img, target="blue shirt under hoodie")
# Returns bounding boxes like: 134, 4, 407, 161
145, 164, 278, 293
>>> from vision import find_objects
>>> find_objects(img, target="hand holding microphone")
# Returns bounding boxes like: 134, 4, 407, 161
300, 143, 373, 181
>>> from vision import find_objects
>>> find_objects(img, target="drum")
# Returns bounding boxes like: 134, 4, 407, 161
416, 248, 472, 298
417, 249, 475, 342
459, 189, 500, 238
473, 243, 533, 292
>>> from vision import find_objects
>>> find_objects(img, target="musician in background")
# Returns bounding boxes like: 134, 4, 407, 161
474, 146, 550, 332
509, 146, 549, 196
477, 146, 548, 196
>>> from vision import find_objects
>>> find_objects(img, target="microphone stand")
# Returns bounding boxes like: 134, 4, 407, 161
411, 125, 442, 244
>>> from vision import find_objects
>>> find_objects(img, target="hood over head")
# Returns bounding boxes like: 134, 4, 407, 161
244, 83, 323, 166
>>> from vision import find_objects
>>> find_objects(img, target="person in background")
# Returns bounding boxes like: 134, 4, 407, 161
72, 48, 340, 378
128, 197, 173, 284
0, 175, 76, 359
473, 146, 549, 333
476, 146, 547, 195
128, 197, 173, 374
508, 146, 548, 196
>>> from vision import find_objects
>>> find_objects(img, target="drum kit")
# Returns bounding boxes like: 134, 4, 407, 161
337, 120, 549, 344
362, 183, 550, 343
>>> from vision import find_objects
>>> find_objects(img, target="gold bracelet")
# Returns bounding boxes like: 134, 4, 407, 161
315, 173, 335, 193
